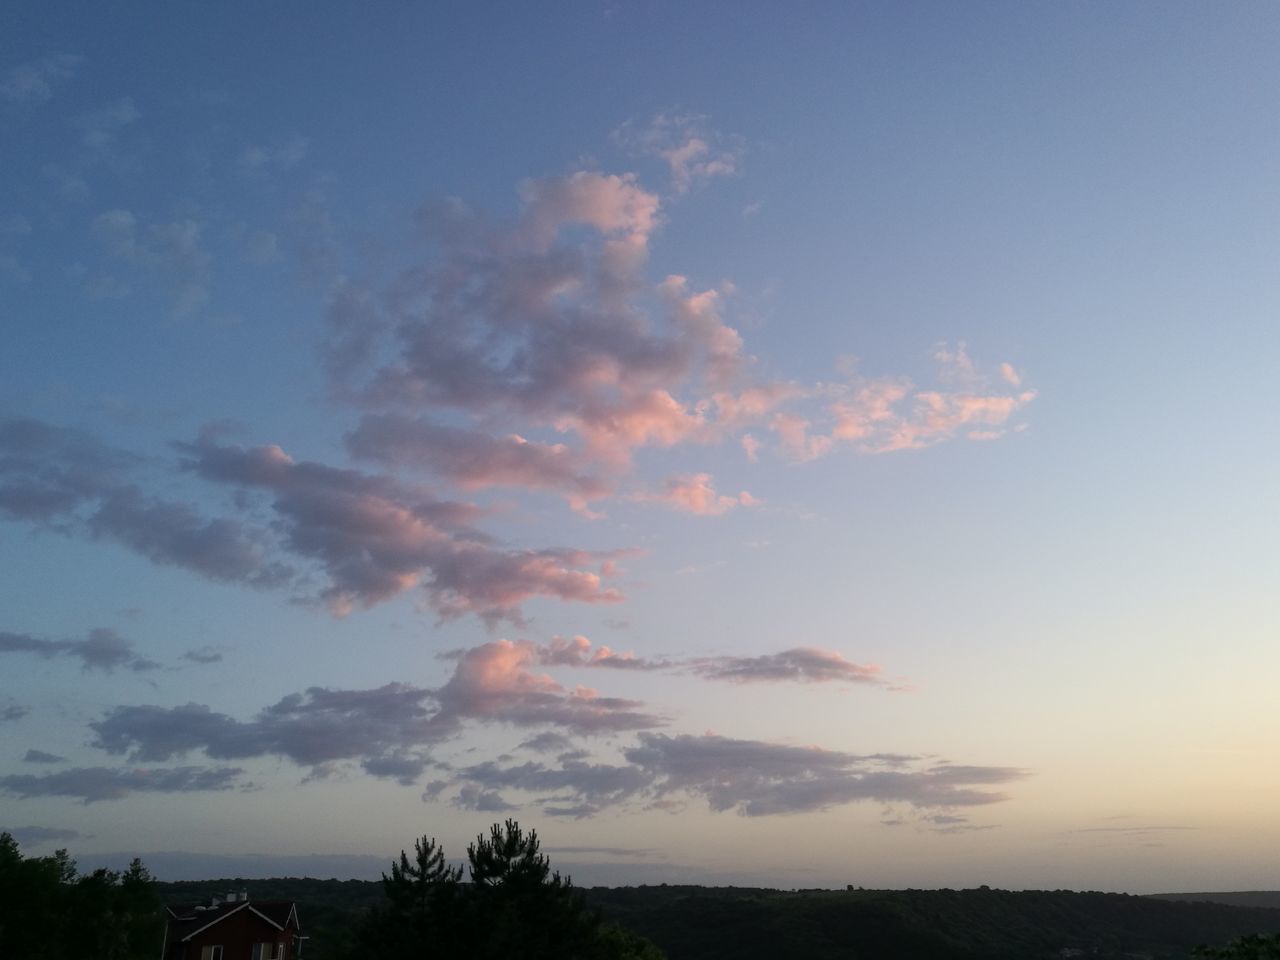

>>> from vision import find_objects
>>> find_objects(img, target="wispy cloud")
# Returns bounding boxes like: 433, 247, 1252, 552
89, 639, 665, 785
625, 734, 1023, 816
74, 97, 139, 152
0, 703, 30, 723
631, 472, 758, 516
0, 766, 243, 803
614, 112, 743, 194
448, 733, 1021, 819
1, 825, 83, 846
0, 627, 159, 672
91, 209, 212, 316
238, 136, 308, 174
22, 750, 66, 764
1, 54, 82, 104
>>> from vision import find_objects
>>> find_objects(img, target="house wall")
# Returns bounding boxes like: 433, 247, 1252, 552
165, 907, 297, 960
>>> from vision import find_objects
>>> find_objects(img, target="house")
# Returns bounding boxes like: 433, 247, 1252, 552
162, 893, 305, 960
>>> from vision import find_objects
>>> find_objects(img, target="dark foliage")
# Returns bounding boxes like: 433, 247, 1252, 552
1195, 934, 1280, 958
349, 819, 663, 959
587, 885, 1280, 960
152, 874, 1280, 960
0, 832, 163, 960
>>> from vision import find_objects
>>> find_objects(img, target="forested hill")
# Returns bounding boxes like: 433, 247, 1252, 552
156, 879, 1280, 960
1149, 892, 1280, 911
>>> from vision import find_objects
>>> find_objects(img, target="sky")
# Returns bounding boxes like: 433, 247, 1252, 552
1, 1, 1279, 894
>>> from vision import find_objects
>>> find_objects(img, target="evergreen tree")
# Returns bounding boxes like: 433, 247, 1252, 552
0, 833, 161, 960
350, 820, 663, 959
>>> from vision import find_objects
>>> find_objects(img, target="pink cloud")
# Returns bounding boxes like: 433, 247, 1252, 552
770, 412, 834, 462
346, 414, 612, 511
519, 171, 660, 251
434, 639, 664, 733
712, 382, 800, 427
539, 635, 664, 671
872, 389, 1037, 453
826, 347, 1036, 454
632, 473, 758, 516
830, 379, 911, 442
180, 436, 625, 624
690, 647, 885, 686
613, 113, 742, 194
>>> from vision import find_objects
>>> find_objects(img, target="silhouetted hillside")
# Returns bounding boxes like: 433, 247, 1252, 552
587, 886, 1280, 960
156, 879, 1280, 960
1150, 893, 1280, 911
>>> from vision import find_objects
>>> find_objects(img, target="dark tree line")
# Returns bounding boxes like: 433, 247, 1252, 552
0, 832, 163, 960
352, 819, 664, 959
1196, 934, 1280, 959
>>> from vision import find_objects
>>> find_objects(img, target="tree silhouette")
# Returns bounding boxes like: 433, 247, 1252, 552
0, 832, 161, 960
351, 820, 663, 959
1196, 934, 1280, 959
468, 819, 562, 890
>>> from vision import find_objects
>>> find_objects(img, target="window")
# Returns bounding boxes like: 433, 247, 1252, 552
251, 944, 284, 960
199, 948, 223, 960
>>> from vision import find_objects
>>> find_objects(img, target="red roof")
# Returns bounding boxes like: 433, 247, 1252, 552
165, 898, 300, 941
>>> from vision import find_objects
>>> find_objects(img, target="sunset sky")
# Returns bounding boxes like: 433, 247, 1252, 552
3, 2, 1279, 894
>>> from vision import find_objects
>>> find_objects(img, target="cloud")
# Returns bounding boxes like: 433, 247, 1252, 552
545, 845, 659, 859
22, 750, 66, 764
1, 417, 626, 626
517, 732, 577, 754
823, 348, 1035, 456
3, 420, 262, 583
0, 255, 31, 283
79, 637, 1012, 819
452, 756, 651, 818
0, 765, 243, 803
0, 627, 159, 672
346, 414, 612, 510
0, 417, 138, 521
0, 704, 29, 723
613, 113, 742, 194
179, 435, 624, 622
536, 634, 668, 671
770, 413, 833, 462
74, 97, 139, 152
624, 733, 1024, 816
1, 54, 82, 104
239, 136, 308, 174
91, 209, 212, 316
442, 732, 1021, 820
183, 646, 223, 664
334, 169, 760, 472
632, 472, 757, 515
90, 640, 663, 784
1, 825, 82, 846
689, 647, 884, 686
432, 639, 665, 734
88, 488, 287, 587
533, 636, 890, 689
91, 685, 441, 783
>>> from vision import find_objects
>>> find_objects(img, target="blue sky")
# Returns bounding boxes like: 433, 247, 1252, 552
2, 2, 1278, 892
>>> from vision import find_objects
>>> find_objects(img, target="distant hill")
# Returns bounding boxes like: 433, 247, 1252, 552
156, 879, 1280, 960
1150, 892, 1280, 911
